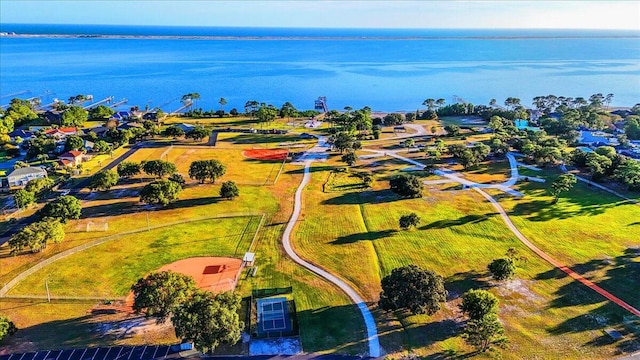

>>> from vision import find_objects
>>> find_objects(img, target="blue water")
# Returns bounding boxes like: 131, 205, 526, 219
1, 24, 639, 112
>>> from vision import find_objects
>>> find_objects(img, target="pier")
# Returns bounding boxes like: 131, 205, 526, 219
83, 96, 114, 110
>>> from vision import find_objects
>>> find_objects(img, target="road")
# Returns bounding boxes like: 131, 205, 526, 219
284, 140, 382, 357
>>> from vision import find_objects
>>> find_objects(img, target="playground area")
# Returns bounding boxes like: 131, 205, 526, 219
158, 257, 243, 293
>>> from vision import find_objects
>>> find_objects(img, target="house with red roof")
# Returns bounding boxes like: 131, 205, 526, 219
44, 127, 82, 140
58, 150, 84, 167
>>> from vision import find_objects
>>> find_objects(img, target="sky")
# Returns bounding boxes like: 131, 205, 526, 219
0, 0, 639, 30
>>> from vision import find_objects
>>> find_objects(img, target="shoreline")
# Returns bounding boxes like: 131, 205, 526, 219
2, 33, 639, 41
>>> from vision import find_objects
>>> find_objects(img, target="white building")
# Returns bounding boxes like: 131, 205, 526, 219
7, 167, 48, 188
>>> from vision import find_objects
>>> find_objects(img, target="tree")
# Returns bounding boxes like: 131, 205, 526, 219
64, 135, 84, 151
131, 271, 197, 323
189, 159, 226, 184
172, 290, 243, 352
219, 181, 239, 200
0, 315, 17, 341
88, 104, 115, 120
279, 101, 298, 120
614, 160, 640, 191
14, 189, 36, 209
487, 258, 516, 281
624, 116, 640, 140
549, 174, 577, 203
460, 289, 499, 320
383, 113, 405, 126
399, 213, 420, 230
379, 265, 447, 315
117, 161, 142, 178
142, 160, 177, 178
444, 124, 460, 136
93, 140, 111, 153
139, 179, 182, 206
218, 97, 227, 114
39, 195, 81, 223
331, 132, 357, 153
257, 104, 278, 124
389, 174, 423, 198
186, 126, 209, 142
164, 126, 185, 138
25, 177, 54, 196
61, 106, 88, 127
462, 313, 509, 352
9, 217, 65, 254
341, 151, 358, 166
585, 152, 611, 180
168, 173, 186, 188
88, 170, 119, 191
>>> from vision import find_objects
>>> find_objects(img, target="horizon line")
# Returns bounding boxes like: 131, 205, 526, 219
1, 22, 639, 31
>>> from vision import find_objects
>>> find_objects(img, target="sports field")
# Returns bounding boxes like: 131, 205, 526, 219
7, 216, 261, 298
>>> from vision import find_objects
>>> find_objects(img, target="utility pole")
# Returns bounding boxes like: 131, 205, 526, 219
45, 275, 51, 303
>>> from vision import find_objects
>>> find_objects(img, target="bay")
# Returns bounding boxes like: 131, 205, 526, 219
1, 24, 639, 112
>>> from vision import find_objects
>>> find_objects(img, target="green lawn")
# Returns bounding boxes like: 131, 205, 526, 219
292, 161, 640, 358
9, 216, 262, 297
495, 169, 640, 310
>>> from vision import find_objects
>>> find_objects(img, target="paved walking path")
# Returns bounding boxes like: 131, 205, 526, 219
560, 164, 639, 206
284, 139, 381, 357
371, 150, 640, 318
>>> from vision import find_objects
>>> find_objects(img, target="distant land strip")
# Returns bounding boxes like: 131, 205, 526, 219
2, 33, 640, 41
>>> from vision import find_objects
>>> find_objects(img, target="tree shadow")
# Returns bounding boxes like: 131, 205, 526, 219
322, 190, 399, 205
420, 213, 497, 230
295, 303, 368, 354
444, 270, 487, 300
330, 230, 396, 245
285, 164, 334, 175
535, 247, 640, 310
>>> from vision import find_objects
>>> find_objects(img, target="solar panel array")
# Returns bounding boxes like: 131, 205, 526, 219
0, 344, 184, 360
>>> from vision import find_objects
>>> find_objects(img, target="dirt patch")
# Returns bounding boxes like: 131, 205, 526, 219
158, 256, 243, 293
93, 316, 173, 339
242, 149, 288, 161
249, 337, 303, 355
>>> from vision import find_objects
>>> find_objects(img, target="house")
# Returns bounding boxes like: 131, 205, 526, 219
118, 122, 144, 131
42, 110, 63, 124
44, 127, 82, 140
528, 109, 543, 122
86, 125, 110, 138
7, 166, 47, 188
84, 140, 95, 151
142, 112, 158, 121
111, 111, 132, 122
58, 150, 84, 167
611, 109, 631, 118
174, 123, 195, 133
578, 131, 615, 146
8, 129, 34, 141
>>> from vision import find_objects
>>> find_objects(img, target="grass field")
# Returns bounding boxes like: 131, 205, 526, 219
8, 216, 262, 297
290, 158, 640, 358
494, 168, 640, 310
121, 146, 285, 185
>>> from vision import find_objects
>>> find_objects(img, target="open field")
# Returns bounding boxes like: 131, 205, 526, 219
120, 146, 285, 185
7, 216, 261, 297
290, 157, 640, 358
493, 168, 640, 310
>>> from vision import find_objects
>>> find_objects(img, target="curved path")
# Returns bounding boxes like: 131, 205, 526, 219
372, 150, 640, 318
284, 142, 381, 356
473, 187, 640, 317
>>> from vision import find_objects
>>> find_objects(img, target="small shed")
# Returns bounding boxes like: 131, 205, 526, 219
243, 252, 256, 266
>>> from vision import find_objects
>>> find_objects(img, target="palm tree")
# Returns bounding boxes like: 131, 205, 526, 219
436, 98, 445, 109
604, 93, 614, 110
219, 97, 227, 113
422, 98, 435, 111
489, 99, 497, 108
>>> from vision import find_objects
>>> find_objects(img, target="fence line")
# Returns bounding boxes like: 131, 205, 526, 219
1, 295, 126, 301
0, 212, 264, 297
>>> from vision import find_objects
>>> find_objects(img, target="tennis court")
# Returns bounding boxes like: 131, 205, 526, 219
257, 297, 291, 335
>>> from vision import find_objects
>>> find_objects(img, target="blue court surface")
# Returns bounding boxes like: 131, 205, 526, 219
256, 297, 291, 335
0, 344, 189, 360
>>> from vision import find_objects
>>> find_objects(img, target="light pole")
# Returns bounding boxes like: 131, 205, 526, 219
45, 274, 51, 303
